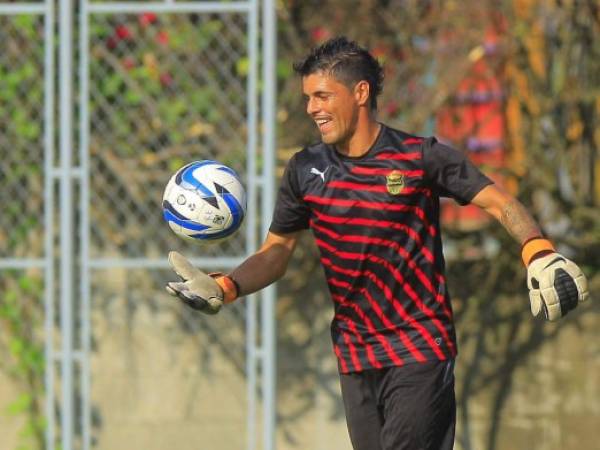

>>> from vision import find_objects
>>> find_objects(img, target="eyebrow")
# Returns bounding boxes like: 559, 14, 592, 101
303, 90, 333, 98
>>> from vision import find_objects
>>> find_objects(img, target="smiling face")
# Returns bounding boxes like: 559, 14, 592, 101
302, 72, 368, 147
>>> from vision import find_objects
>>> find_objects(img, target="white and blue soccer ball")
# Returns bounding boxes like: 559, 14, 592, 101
162, 160, 246, 242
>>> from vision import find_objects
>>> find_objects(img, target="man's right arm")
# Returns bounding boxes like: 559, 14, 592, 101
167, 149, 306, 313
229, 230, 300, 296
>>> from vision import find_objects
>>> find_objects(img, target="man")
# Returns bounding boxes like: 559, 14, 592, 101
166, 37, 589, 450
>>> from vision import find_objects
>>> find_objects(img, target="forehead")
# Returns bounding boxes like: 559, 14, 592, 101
302, 71, 350, 95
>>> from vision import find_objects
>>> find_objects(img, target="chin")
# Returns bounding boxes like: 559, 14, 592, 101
321, 133, 339, 145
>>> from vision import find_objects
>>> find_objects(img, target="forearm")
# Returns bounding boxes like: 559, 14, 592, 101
497, 198, 543, 245
228, 231, 298, 297
472, 185, 543, 245
229, 248, 288, 296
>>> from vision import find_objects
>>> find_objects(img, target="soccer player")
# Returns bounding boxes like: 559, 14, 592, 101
166, 37, 589, 450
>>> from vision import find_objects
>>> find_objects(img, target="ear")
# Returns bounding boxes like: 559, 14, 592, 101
354, 80, 371, 107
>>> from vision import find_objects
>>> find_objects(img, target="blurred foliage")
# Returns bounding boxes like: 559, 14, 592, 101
0, 13, 46, 450
89, 12, 247, 160
0, 14, 44, 258
0, 272, 45, 450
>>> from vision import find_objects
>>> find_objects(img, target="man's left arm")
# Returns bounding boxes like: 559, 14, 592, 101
471, 184, 589, 321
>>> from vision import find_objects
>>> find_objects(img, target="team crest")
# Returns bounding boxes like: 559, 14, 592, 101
386, 171, 405, 195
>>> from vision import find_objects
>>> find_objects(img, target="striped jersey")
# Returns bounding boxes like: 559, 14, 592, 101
270, 124, 493, 373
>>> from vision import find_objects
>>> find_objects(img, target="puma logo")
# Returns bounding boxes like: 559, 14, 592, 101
310, 166, 329, 182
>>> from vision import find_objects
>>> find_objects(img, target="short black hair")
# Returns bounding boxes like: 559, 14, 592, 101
293, 36, 384, 110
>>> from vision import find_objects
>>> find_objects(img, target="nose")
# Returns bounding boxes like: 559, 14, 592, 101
306, 97, 319, 115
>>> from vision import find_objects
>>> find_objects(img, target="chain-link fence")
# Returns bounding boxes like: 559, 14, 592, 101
0, 12, 46, 259
87, 11, 251, 258
0, 6, 50, 450
1, 2, 276, 450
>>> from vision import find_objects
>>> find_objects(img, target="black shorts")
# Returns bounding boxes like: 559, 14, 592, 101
339, 360, 456, 450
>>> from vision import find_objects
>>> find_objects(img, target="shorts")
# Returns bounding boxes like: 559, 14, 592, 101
339, 360, 456, 450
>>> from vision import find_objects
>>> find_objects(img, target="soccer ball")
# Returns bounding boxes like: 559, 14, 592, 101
162, 160, 246, 242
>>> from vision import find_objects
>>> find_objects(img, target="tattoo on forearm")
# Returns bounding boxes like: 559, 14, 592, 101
499, 200, 542, 244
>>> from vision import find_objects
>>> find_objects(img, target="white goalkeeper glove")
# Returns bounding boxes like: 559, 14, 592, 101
523, 239, 589, 321
166, 251, 239, 315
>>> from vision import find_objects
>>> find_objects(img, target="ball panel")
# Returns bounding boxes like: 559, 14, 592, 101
162, 200, 211, 232
178, 162, 217, 197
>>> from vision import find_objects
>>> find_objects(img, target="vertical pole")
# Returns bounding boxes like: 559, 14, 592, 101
262, 0, 277, 449
44, 0, 56, 448
59, 1, 74, 449
246, 0, 259, 449
79, 2, 92, 450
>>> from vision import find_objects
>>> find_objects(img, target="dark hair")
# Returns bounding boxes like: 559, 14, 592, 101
293, 36, 384, 110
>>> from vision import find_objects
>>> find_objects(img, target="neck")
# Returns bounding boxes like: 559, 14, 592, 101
336, 113, 381, 158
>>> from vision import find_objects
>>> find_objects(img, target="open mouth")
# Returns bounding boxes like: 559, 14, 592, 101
315, 118, 333, 133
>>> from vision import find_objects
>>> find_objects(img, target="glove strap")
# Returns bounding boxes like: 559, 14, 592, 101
209, 273, 239, 304
521, 238, 555, 266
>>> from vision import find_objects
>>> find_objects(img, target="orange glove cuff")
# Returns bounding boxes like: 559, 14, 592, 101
211, 274, 239, 304
521, 238, 555, 266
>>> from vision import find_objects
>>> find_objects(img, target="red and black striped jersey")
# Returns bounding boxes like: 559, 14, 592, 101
270, 124, 493, 373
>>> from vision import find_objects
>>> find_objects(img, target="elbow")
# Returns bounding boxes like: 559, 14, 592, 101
485, 201, 510, 222
478, 187, 514, 221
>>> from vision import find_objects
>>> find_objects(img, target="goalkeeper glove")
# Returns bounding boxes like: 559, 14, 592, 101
523, 239, 589, 321
166, 251, 239, 315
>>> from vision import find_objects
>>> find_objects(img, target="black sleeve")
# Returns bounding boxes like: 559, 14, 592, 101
269, 153, 311, 234
422, 137, 494, 205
